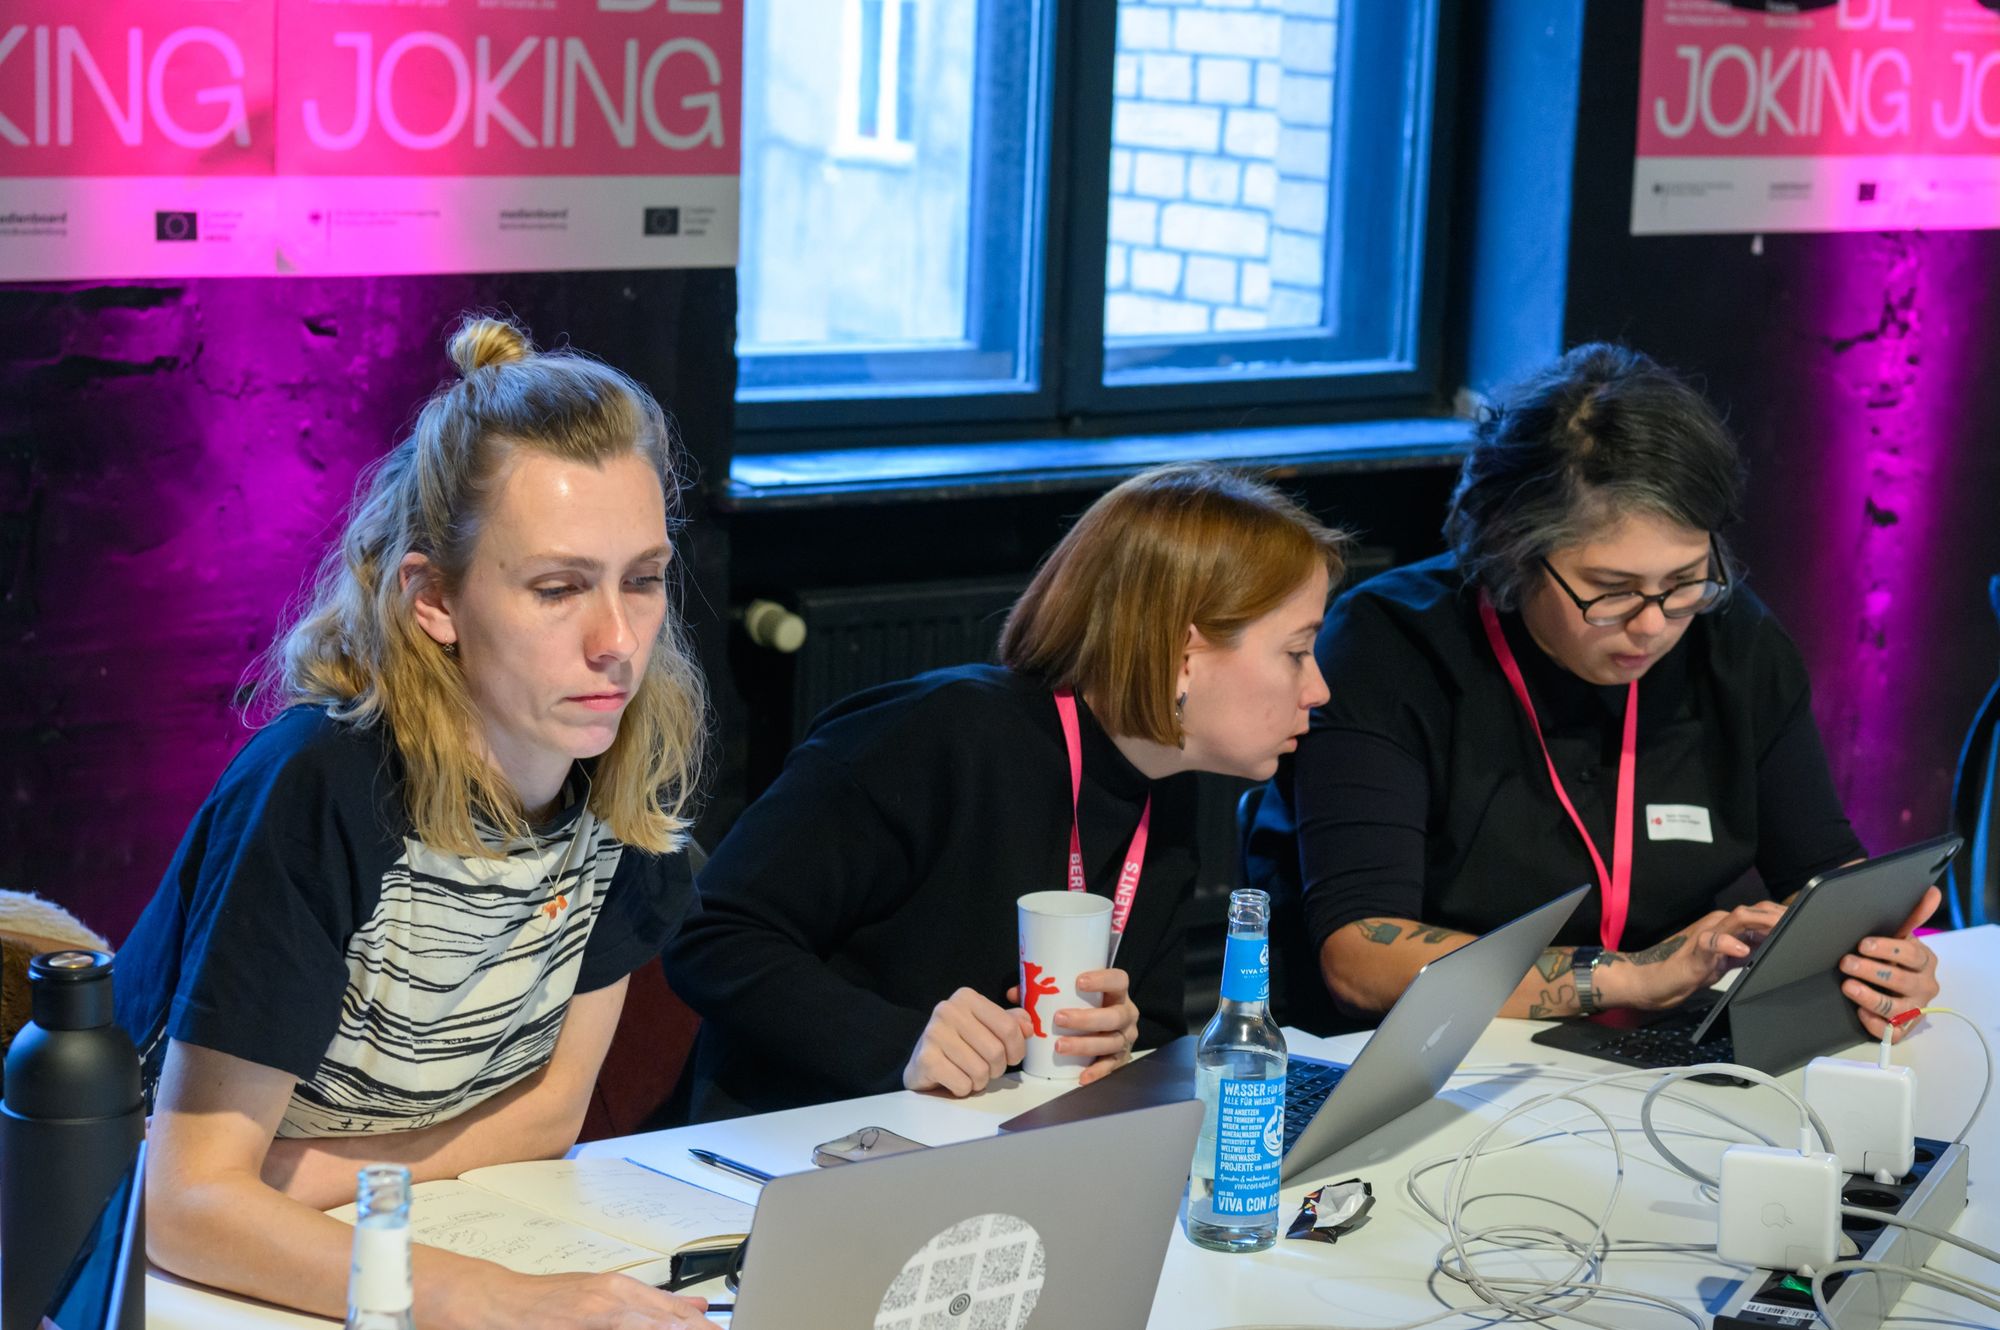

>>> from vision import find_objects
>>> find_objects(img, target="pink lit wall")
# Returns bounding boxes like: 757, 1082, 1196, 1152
1571, 5, 2000, 866
0, 271, 736, 942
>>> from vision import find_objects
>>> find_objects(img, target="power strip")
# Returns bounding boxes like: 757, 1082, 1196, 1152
1711, 1135, 1970, 1328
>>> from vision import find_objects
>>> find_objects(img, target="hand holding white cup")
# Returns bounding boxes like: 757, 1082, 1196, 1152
1015, 891, 1113, 1079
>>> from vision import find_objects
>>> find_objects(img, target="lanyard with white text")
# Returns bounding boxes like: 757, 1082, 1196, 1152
1054, 688, 1151, 962
1477, 595, 1637, 952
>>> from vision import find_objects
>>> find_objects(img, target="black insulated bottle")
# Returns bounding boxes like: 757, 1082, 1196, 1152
1, 950, 145, 1330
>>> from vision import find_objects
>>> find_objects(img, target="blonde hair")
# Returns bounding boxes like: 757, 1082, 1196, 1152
250, 314, 707, 856
999, 463, 1350, 745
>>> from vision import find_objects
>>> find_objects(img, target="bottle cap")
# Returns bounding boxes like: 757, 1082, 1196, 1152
28, 949, 118, 1032
29, 950, 112, 982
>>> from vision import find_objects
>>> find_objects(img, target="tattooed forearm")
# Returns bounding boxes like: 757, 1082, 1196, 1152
1535, 948, 1574, 982
1353, 920, 1403, 945
1618, 934, 1688, 966
1526, 983, 1576, 1020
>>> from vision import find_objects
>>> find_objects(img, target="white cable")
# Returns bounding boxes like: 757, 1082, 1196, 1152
1211, 1087, 1708, 1328
1454, 1061, 1785, 1154
1418, 1065, 1822, 1328
1839, 1205, 2000, 1267
1403, 1111, 1714, 1253
1405, 1067, 1787, 1227
1885, 1006, 1994, 1148
1208, 1062, 1841, 1330
1809, 1257, 2000, 1324
1633, 1064, 1837, 1189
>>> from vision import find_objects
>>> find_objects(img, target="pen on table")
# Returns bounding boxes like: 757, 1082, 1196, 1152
688, 1147, 775, 1184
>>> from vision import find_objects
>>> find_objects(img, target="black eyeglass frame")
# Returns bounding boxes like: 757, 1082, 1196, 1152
1538, 538, 1730, 628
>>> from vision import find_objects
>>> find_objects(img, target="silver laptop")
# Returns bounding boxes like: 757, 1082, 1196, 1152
1277, 884, 1586, 1178
725, 1100, 1202, 1328
997, 885, 1589, 1181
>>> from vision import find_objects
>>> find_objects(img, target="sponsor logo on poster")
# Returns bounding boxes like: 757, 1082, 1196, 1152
155, 211, 198, 242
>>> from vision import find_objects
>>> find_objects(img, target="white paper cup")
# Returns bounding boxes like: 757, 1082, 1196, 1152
1017, 891, 1112, 1080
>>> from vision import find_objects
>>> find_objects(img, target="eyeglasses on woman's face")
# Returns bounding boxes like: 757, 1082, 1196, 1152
1539, 541, 1728, 628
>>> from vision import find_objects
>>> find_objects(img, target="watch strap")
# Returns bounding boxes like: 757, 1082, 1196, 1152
1572, 946, 1604, 1017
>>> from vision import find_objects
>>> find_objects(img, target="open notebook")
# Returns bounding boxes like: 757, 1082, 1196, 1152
326, 1158, 753, 1289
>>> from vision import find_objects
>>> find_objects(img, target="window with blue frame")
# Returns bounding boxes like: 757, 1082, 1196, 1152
734, 0, 1446, 442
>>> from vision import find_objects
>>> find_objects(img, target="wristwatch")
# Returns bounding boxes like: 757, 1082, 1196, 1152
1571, 946, 1605, 1017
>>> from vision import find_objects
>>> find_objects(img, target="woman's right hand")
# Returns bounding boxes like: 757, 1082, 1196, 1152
902, 986, 1031, 1096
1596, 900, 1786, 1011
448, 1269, 719, 1330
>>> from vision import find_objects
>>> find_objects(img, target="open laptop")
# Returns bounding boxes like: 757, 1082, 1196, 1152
721, 1100, 1201, 1328
1533, 835, 1961, 1077
1002, 885, 1588, 1181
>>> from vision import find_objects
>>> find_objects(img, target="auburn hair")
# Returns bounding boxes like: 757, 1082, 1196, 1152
250, 314, 707, 856
1000, 463, 1349, 744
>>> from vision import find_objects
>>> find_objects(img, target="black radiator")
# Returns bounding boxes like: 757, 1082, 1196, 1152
788, 575, 1030, 743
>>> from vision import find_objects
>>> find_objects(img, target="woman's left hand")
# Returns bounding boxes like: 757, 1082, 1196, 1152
1057, 968, 1140, 1085
1840, 885, 1942, 1042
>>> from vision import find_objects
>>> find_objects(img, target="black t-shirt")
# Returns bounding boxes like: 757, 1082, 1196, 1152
115, 706, 695, 1135
1249, 554, 1863, 960
665, 664, 1200, 1120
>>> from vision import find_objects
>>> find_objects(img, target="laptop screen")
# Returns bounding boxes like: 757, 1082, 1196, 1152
40, 1140, 144, 1330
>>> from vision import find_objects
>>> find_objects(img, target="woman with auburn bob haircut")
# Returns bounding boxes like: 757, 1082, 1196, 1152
667, 463, 1350, 1120
116, 317, 722, 1329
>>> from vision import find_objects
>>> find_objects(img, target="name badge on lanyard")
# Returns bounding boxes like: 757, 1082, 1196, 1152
1054, 688, 1151, 965
1477, 595, 1637, 953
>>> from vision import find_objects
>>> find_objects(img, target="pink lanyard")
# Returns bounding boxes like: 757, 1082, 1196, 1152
1477, 595, 1637, 952
1054, 688, 1151, 950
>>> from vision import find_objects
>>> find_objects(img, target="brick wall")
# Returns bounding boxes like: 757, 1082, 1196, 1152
1106, 0, 1338, 338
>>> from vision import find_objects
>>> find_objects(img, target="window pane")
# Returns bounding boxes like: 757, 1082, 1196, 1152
896, 1, 919, 145
1102, 0, 1435, 386
737, 0, 1051, 404
858, 0, 884, 140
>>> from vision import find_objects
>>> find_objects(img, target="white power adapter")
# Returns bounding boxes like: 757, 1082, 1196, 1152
1717, 1144, 1841, 1273
1803, 1055, 1917, 1182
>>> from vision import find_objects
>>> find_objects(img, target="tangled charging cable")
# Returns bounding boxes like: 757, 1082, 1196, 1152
1210, 1030, 2000, 1330
1212, 1063, 1833, 1330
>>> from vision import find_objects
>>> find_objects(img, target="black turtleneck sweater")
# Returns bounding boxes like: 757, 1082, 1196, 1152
1248, 554, 1864, 958
666, 664, 1200, 1120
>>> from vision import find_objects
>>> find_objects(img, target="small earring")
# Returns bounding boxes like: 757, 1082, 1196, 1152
1174, 692, 1186, 750
442, 641, 458, 657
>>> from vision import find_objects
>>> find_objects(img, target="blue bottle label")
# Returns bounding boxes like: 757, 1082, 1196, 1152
1211, 1077, 1283, 1217
1219, 934, 1270, 1003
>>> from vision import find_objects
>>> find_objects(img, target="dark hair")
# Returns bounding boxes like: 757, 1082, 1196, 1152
1444, 343, 1746, 609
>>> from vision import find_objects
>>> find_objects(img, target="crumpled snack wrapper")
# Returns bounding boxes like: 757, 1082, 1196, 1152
1286, 1177, 1374, 1244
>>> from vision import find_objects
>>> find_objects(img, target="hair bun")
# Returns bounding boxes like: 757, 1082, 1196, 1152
448, 316, 534, 376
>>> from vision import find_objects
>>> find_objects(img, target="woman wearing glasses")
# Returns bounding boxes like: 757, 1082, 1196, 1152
1248, 343, 1940, 1035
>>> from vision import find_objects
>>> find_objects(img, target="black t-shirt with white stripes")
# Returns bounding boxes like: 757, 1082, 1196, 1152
115, 706, 695, 1136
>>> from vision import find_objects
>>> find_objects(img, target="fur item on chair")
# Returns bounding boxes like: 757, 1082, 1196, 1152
1, 891, 113, 1058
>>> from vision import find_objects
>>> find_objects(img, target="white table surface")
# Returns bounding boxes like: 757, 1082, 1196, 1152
148, 926, 2000, 1328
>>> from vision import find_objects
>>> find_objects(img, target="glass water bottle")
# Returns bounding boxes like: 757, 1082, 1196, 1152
1188, 888, 1288, 1252
345, 1163, 415, 1330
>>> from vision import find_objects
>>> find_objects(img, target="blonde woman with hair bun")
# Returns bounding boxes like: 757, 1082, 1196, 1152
116, 315, 722, 1328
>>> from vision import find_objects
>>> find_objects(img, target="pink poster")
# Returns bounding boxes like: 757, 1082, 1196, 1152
0, 0, 740, 278
1633, 0, 2000, 235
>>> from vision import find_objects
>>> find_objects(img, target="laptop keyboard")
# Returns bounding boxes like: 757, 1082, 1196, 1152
1282, 1057, 1348, 1152
1588, 1023, 1736, 1069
